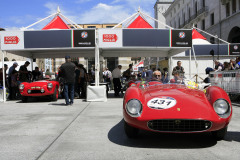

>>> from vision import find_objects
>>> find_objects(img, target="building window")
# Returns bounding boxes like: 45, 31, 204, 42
211, 13, 214, 25
202, 0, 205, 7
87, 26, 96, 28
183, 13, 185, 23
210, 37, 215, 44
189, 7, 191, 19
195, 1, 198, 15
202, 19, 205, 30
106, 26, 113, 28
232, 0, 236, 14
239, 0, 240, 10
179, 18, 181, 28
226, 2, 230, 17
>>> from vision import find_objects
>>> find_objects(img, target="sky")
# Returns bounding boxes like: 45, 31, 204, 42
0, 0, 157, 30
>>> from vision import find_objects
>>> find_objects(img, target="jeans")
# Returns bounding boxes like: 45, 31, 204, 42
113, 78, 121, 96
64, 82, 74, 105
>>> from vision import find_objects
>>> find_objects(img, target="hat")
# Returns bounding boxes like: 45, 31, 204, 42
13, 62, 18, 66
25, 61, 30, 64
65, 55, 71, 59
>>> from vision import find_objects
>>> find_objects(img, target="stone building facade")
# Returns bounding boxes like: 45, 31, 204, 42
154, 0, 240, 80
163, 0, 240, 43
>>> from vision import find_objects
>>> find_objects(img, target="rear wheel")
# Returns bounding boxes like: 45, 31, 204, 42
124, 120, 139, 138
22, 96, 28, 103
212, 126, 228, 140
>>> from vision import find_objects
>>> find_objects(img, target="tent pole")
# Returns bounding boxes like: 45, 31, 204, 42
168, 56, 172, 80
23, 13, 56, 30
2, 51, 6, 102
59, 13, 83, 29
189, 49, 192, 79
112, 12, 139, 29
193, 27, 229, 44
140, 11, 173, 29
95, 43, 99, 86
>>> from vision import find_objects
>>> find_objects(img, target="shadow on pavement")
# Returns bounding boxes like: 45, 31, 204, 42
108, 119, 219, 149
16, 96, 52, 103
224, 131, 240, 142
107, 93, 124, 99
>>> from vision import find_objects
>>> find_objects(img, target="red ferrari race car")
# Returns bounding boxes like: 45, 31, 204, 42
123, 81, 232, 140
19, 80, 60, 102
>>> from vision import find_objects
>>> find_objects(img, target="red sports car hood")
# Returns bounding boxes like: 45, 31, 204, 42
142, 84, 215, 119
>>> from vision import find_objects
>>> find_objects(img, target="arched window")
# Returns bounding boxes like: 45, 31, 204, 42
4, 57, 9, 61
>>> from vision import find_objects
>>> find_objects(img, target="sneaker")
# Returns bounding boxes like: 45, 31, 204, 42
70, 102, 73, 106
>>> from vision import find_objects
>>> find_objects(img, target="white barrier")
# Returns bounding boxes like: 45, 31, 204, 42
209, 70, 240, 94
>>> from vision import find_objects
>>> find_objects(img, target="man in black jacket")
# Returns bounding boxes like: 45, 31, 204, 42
59, 56, 76, 105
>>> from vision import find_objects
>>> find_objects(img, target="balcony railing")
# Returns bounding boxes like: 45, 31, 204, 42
179, 6, 209, 28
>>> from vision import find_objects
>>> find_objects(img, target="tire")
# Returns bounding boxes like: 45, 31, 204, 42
22, 96, 28, 103
52, 87, 58, 101
212, 126, 228, 140
124, 120, 139, 138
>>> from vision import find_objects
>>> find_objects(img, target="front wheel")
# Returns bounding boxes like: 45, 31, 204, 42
124, 120, 139, 138
212, 126, 228, 140
52, 87, 58, 101
22, 96, 28, 103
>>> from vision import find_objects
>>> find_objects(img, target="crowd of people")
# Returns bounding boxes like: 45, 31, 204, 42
0, 61, 45, 100
214, 57, 240, 72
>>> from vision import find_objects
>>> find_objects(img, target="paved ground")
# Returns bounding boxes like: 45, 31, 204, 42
0, 93, 240, 160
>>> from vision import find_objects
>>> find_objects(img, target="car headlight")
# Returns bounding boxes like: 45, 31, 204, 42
213, 99, 230, 118
126, 99, 142, 117
47, 83, 53, 89
19, 84, 24, 90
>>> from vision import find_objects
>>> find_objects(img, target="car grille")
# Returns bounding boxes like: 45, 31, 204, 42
30, 90, 42, 94
148, 119, 212, 132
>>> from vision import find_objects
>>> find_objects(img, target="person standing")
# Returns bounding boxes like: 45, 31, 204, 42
161, 68, 169, 83
59, 56, 76, 105
8, 62, 18, 100
32, 67, 41, 81
112, 65, 122, 97
19, 61, 30, 82
123, 64, 133, 81
0, 64, 8, 86
172, 61, 185, 79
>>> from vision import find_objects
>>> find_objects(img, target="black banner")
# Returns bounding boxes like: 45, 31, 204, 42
172, 30, 192, 47
73, 30, 95, 47
229, 44, 240, 55
24, 30, 71, 48
123, 29, 169, 47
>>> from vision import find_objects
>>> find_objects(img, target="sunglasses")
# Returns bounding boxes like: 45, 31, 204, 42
155, 75, 161, 77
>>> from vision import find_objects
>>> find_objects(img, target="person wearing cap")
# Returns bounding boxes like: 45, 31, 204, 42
19, 61, 30, 82
8, 62, 18, 100
59, 56, 76, 105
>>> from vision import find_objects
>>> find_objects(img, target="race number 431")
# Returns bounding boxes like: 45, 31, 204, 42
147, 97, 177, 109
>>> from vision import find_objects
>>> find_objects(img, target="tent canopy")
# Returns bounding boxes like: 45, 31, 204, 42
42, 16, 70, 30
127, 15, 153, 29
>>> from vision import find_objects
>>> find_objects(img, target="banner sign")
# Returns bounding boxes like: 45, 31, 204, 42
229, 44, 240, 55
0, 31, 24, 50
186, 44, 229, 56
73, 30, 95, 47
123, 29, 169, 47
24, 30, 71, 48
99, 29, 122, 48
171, 29, 192, 47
